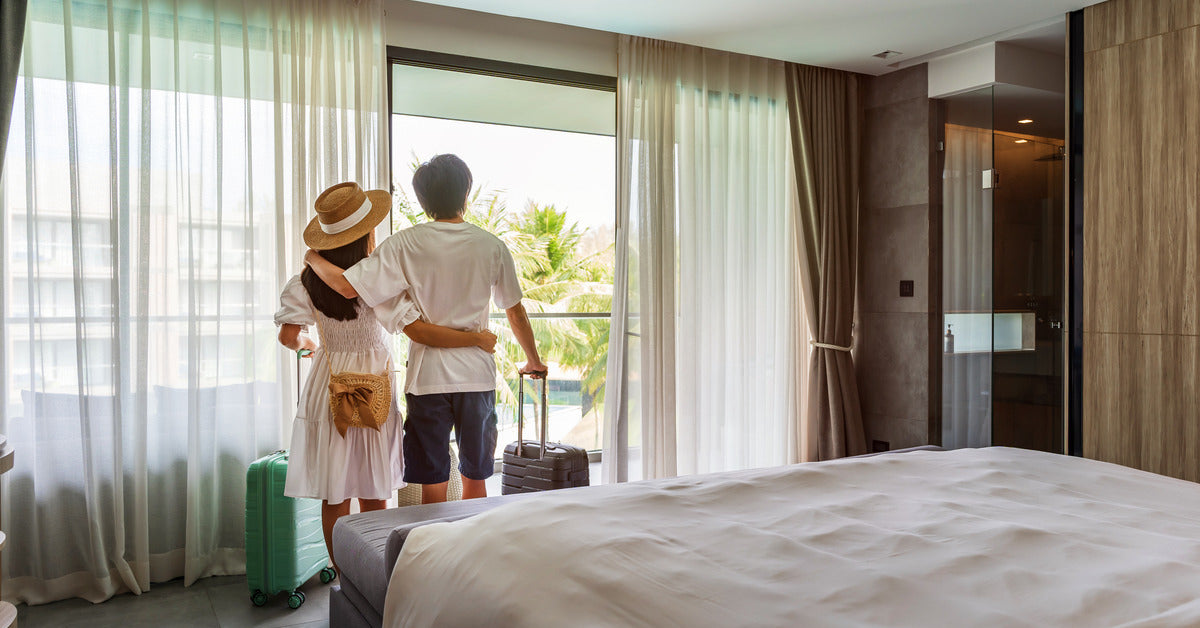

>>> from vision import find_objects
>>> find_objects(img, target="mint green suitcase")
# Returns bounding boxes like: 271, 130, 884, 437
244, 450, 335, 609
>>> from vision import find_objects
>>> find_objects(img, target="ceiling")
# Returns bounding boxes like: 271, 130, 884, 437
998, 22, 1074, 56
948, 84, 1066, 140
994, 84, 1066, 140
413, 0, 1103, 75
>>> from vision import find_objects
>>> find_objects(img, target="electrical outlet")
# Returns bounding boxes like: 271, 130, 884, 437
872, 439, 890, 453
899, 280, 914, 297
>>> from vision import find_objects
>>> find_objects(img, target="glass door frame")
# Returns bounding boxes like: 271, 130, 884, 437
384, 46, 618, 463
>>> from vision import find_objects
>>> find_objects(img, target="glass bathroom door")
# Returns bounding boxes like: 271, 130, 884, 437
942, 87, 995, 449
989, 84, 1065, 453
941, 84, 1065, 453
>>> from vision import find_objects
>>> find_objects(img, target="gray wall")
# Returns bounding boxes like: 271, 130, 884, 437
855, 64, 936, 451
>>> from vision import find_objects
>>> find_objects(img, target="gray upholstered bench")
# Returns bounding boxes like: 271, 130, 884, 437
329, 494, 535, 628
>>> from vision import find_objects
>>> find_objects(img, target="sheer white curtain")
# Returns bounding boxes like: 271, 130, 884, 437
0, 0, 387, 605
605, 35, 802, 481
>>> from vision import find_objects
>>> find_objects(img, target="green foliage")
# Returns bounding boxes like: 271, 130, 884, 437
390, 182, 613, 418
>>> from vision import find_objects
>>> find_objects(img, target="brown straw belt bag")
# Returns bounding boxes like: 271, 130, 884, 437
314, 316, 391, 437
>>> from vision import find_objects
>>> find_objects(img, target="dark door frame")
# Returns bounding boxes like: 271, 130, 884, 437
1067, 10, 1084, 457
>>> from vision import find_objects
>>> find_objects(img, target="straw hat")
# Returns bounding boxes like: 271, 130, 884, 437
303, 182, 392, 250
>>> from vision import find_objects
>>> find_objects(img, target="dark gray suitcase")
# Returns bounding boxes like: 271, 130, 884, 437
501, 373, 589, 495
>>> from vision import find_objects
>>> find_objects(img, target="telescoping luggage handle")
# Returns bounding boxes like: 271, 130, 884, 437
517, 371, 548, 460
296, 348, 312, 404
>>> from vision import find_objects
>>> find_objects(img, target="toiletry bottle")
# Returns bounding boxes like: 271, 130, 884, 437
945, 324, 955, 354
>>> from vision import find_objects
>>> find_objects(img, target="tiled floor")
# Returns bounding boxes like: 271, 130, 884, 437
15, 572, 332, 628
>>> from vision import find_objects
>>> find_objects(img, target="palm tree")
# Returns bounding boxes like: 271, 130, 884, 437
507, 203, 612, 405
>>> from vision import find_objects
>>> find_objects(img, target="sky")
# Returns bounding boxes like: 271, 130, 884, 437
391, 115, 616, 232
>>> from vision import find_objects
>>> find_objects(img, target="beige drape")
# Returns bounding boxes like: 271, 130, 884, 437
785, 64, 867, 461
0, 0, 26, 176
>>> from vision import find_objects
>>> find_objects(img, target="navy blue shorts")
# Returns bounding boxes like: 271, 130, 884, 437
403, 391, 497, 483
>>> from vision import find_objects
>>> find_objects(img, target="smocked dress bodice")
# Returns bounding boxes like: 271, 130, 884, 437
314, 306, 388, 355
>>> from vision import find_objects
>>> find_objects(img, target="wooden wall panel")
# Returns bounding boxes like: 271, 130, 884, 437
1082, 332, 1121, 465
1127, 33, 1182, 337
1084, 332, 1200, 481
1085, 0, 1172, 53
1087, 33, 1200, 336
1083, 0, 1200, 482
1082, 47, 1120, 335
1172, 27, 1200, 334
1172, 0, 1200, 32
1084, 0, 1200, 52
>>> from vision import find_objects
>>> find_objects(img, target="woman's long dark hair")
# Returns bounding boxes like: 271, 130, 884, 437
301, 233, 370, 321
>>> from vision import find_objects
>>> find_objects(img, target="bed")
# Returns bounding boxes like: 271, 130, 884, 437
379, 447, 1200, 627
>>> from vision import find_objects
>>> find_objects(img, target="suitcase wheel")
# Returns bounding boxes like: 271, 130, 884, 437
320, 567, 337, 584
288, 590, 305, 609
250, 590, 268, 607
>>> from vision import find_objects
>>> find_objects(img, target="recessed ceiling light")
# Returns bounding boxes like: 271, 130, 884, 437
1014, 139, 1028, 144
1018, 118, 1033, 124
872, 50, 903, 59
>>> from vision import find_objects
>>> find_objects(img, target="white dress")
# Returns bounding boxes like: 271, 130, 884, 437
274, 274, 406, 503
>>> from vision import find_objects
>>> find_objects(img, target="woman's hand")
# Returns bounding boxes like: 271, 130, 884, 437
475, 329, 498, 353
298, 335, 318, 356
279, 323, 317, 353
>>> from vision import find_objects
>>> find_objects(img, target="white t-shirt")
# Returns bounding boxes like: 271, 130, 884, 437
344, 221, 523, 395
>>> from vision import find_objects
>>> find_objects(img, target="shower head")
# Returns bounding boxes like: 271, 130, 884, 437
1035, 146, 1065, 162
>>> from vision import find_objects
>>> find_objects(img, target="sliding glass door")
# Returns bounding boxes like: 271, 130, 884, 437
387, 49, 616, 460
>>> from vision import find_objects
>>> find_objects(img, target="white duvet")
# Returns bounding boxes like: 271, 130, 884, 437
383, 447, 1200, 627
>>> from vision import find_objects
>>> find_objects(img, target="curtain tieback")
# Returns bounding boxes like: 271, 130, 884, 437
810, 340, 852, 352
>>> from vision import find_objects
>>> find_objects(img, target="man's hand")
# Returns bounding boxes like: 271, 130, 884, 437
475, 329, 498, 354
519, 360, 548, 379
304, 249, 320, 267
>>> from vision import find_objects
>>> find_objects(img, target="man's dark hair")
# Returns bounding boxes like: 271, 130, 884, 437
412, 154, 473, 220
301, 233, 370, 321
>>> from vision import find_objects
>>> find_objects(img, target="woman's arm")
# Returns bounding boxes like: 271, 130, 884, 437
278, 323, 318, 353
403, 321, 498, 353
